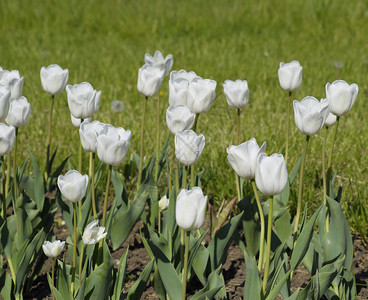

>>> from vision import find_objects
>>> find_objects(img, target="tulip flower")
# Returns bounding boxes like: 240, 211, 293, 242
278, 60, 303, 92
175, 130, 205, 166
169, 70, 200, 107
5, 96, 31, 127
0, 85, 10, 121
223, 79, 249, 109
57, 170, 88, 203
293, 96, 329, 136
144, 50, 173, 76
320, 98, 337, 127
0, 70, 24, 99
0, 124, 15, 156
325, 80, 358, 116
187, 78, 217, 114
111, 100, 125, 112
82, 220, 107, 245
255, 153, 288, 196
96, 124, 131, 166
227, 138, 266, 180
42, 240, 65, 258
40, 64, 69, 95
137, 64, 165, 97
66, 82, 101, 119
159, 195, 169, 211
166, 105, 196, 134
79, 120, 105, 153
71, 114, 92, 128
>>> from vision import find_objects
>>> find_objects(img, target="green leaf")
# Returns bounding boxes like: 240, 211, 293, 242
47, 272, 70, 300
127, 260, 154, 300
112, 248, 128, 300
192, 244, 209, 286
148, 226, 172, 261
111, 167, 129, 210
55, 260, 73, 300
187, 230, 208, 276
0, 268, 13, 300
191, 266, 224, 300
265, 269, 293, 300
243, 250, 262, 300
14, 202, 33, 250
29, 152, 45, 210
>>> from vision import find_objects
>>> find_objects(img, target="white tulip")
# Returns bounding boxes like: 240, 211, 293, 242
168, 70, 200, 107
70, 114, 91, 128
0, 85, 10, 121
66, 82, 101, 119
42, 240, 65, 258
320, 98, 337, 127
79, 120, 105, 152
278, 60, 303, 92
82, 220, 107, 245
293, 96, 329, 136
0, 123, 15, 156
0, 70, 24, 99
159, 195, 169, 211
57, 170, 88, 202
96, 124, 131, 166
187, 78, 217, 113
227, 138, 266, 180
137, 64, 165, 97
5, 96, 31, 127
223, 79, 249, 109
325, 80, 358, 116
166, 105, 195, 134
144, 50, 173, 77
176, 187, 207, 231
175, 130, 205, 166
40, 64, 69, 95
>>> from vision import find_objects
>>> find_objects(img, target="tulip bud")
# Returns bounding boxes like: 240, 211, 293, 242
187, 78, 217, 113
71, 114, 92, 128
320, 98, 337, 127
111, 100, 125, 112
175, 187, 207, 231
227, 138, 266, 180
255, 153, 288, 196
0, 70, 24, 99
175, 130, 205, 166
166, 105, 195, 134
42, 240, 65, 258
137, 64, 165, 97
144, 50, 173, 77
293, 96, 329, 136
159, 195, 169, 211
40, 64, 69, 95
278, 61, 303, 92
57, 170, 88, 202
66, 82, 101, 119
223, 79, 249, 109
82, 220, 107, 245
79, 120, 105, 152
0, 85, 11, 121
325, 80, 358, 116
5, 96, 31, 127
0, 123, 15, 156
168, 70, 200, 107
96, 124, 131, 166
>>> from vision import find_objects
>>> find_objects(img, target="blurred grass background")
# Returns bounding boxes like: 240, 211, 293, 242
0, 0, 367, 240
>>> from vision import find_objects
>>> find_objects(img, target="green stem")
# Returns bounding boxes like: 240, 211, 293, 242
322, 127, 328, 205
52, 258, 55, 300
137, 96, 148, 188
46, 94, 55, 177
252, 180, 265, 272
13, 128, 18, 205
72, 202, 77, 294
169, 141, 174, 198
183, 165, 187, 189
327, 116, 340, 170
2, 156, 6, 220
293, 135, 310, 235
79, 243, 85, 287
158, 209, 161, 234
193, 114, 199, 132
181, 231, 190, 300
8, 257, 16, 284
102, 164, 112, 227
155, 94, 160, 182
175, 161, 180, 192
285, 91, 292, 164
262, 196, 273, 294
5, 154, 10, 201
191, 165, 195, 188
237, 108, 241, 144
90, 152, 97, 218
235, 173, 241, 202
78, 141, 83, 173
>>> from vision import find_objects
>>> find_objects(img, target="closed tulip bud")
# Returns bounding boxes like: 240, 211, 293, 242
96, 124, 131, 166
137, 64, 165, 97
278, 60, 303, 92
227, 138, 266, 180
159, 195, 169, 211
82, 220, 107, 245
320, 98, 337, 127
0, 70, 24, 99
5, 96, 31, 127
111, 100, 125, 112
255, 153, 288, 196
223, 79, 249, 109
42, 240, 65, 258
175, 130, 205, 166
144, 50, 173, 77
40, 64, 69, 95
0, 85, 11, 121
293, 96, 329, 136
187, 78, 217, 113
166, 105, 195, 134
176, 187, 207, 231
0, 123, 15, 156
70, 114, 91, 128
79, 120, 105, 152
66, 82, 101, 119
325, 80, 358, 116
57, 170, 88, 202
168, 70, 200, 107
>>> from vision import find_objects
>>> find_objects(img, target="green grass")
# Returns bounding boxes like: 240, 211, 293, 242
1, 0, 367, 238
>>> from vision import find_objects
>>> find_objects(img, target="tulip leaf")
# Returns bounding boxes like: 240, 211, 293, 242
14, 203, 33, 250
127, 259, 154, 300
156, 254, 182, 300
148, 226, 172, 261
47, 272, 69, 300
0, 268, 13, 300
111, 247, 128, 300
111, 167, 129, 210
28, 152, 45, 210
56, 260, 72, 300
192, 244, 210, 286
243, 250, 262, 300
188, 230, 208, 276
152, 267, 166, 300
191, 265, 224, 300
48, 154, 70, 191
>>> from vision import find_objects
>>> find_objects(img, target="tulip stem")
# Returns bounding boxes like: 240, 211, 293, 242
175, 161, 180, 192
191, 165, 195, 188
262, 196, 273, 294
252, 180, 265, 272
155, 94, 160, 183
72, 202, 77, 295
183, 165, 187, 189
237, 108, 241, 144
327, 116, 340, 170
235, 173, 241, 202
158, 209, 161, 234
46, 94, 55, 178
90, 152, 97, 219
51, 258, 55, 300
79, 243, 85, 288
102, 164, 112, 227
180, 229, 185, 268
169, 138, 174, 198
13, 128, 18, 206
8, 257, 16, 284
285, 91, 292, 164
322, 127, 328, 205
193, 114, 199, 132
137, 96, 148, 188
5, 154, 10, 202
1, 156, 6, 220
293, 135, 310, 236
181, 231, 190, 300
